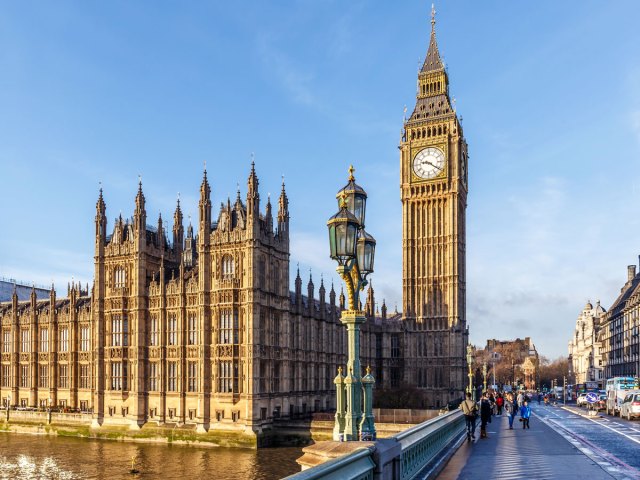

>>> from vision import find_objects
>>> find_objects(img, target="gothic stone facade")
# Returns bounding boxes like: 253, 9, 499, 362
0, 165, 408, 438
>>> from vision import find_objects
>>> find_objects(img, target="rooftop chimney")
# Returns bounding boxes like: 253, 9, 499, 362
628, 264, 637, 282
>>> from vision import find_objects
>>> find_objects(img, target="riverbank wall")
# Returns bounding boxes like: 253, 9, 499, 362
0, 409, 433, 449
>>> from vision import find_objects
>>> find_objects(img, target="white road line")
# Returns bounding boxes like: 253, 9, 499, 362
581, 416, 640, 445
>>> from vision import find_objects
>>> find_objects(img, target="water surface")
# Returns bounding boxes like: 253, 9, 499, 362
0, 433, 302, 479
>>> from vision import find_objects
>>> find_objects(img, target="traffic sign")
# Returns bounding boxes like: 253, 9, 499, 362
585, 392, 598, 404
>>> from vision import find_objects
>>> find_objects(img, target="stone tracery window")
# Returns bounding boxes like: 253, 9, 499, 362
222, 255, 235, 279
114, 267, 126, 288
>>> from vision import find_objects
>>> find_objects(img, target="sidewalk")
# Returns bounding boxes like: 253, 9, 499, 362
436, 405, 616, 479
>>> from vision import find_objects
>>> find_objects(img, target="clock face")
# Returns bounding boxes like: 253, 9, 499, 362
413, 147, 445, 179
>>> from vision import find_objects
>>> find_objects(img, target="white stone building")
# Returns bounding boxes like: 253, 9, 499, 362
568, 300, 606, 387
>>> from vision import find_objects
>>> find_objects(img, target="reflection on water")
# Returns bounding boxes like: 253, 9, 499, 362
0, 434, 302, 479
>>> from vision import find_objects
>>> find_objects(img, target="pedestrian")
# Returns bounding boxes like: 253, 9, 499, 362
537, 392, 542, 405
520, 400, 531, 429
505, 393, 516, 429
480, 392, 492, 439
459, 392, 477, 440
516, 391, 524, 409
496, 393, 504, 415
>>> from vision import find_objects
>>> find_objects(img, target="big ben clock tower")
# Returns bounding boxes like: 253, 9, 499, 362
400, 6, 468, 407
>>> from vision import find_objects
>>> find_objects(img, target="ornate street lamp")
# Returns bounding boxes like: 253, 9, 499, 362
482, 362, 488, 393
328, 165, 376, 442
466, 345, 474, 400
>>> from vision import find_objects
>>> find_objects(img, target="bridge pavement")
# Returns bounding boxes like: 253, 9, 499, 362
435, 404, 630, 480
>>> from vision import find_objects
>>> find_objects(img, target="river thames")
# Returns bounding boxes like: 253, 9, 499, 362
0, 433, 302, 479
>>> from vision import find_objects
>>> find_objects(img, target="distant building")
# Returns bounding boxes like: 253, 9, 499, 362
484, 337, 539, 390
0, 280, 50, 302
600, 261, 640, 379
567, 300, 605, 388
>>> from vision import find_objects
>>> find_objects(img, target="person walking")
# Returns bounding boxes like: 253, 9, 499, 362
496, 393, 504, 415
480, 392, 492, 439
517, 391, 524, 409
459, 392, 478, 440
520, 400, 531, 429
505, 393, 516, 429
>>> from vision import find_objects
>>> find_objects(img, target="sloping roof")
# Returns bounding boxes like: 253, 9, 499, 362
608, 275, 640, 317
421, 28, 444, 73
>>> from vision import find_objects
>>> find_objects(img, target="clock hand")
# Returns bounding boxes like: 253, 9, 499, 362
424, 160, 442, 170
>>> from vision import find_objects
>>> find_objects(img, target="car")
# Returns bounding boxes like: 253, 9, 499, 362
596, 394, 607, 411
577, 393, 588, 407
620, 390, 640, 420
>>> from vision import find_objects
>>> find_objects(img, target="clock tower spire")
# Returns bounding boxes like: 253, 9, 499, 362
399, 4, 468, 408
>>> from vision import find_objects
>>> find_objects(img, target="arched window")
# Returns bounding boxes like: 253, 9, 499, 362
258, 257, 266, 288
114, 267, 126, 288
222, 255, 234, 279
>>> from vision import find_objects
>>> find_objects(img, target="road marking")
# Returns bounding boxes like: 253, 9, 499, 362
587, 420, 640, 445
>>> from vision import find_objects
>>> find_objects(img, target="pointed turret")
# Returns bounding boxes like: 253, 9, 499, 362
247, 160, 259, 211
319, 276, 326, 319
381, 299, 387, 319
295, 265, 302, 310
307, 271, 315, 316
133, 179, 147, 250
407, 3, 454, 125
134, 178, 146, 226
277, 176, 289, 236
199, 167, 212, 245
329, 280, 336, 318
265, 193, 273, 234
183, 216, 197, 268
173, 196, 184, 257
421, 4, 444, 73
157, 212, 165, 249
95, 186, 107, 250
339, 287, 345, 311
365, 282, 375, 318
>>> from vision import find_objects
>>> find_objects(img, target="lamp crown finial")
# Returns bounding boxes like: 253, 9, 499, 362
339, 191, 348, 209
348, 165, 355, 182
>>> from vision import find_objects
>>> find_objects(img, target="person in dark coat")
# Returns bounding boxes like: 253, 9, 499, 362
480, 392, 492, 439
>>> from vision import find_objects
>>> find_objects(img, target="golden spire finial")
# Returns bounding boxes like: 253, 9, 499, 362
431, 3, 436, 31
338, 366, 343, 375
366, 365, 371, 375
348, 164, 355, 181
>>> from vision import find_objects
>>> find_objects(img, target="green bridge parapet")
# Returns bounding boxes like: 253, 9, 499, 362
284, 409, 464, 480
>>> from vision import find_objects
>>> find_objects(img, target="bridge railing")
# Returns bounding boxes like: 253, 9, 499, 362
393, 409, 463, 480
284, 409, 464, 480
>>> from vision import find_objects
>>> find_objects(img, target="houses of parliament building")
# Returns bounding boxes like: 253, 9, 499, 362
0, 9, 468, 441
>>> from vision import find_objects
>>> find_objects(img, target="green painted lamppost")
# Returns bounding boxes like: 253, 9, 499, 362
466, 344, 474, 400
328, 165, 377, 442
482, 362, 487, 393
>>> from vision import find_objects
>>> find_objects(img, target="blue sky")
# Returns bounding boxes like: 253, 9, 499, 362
1, 1, 640, 359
